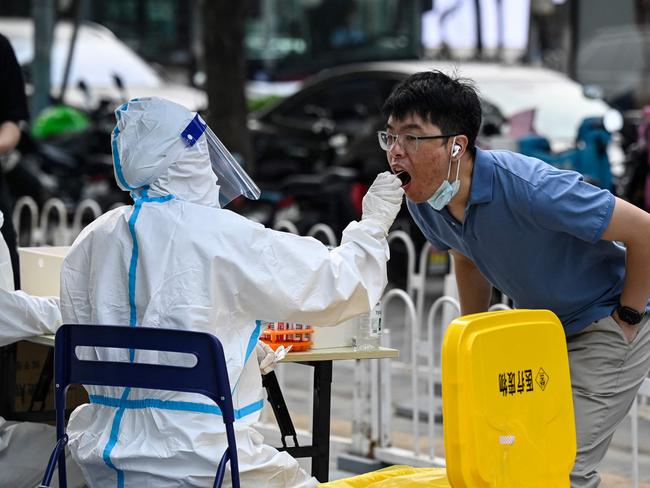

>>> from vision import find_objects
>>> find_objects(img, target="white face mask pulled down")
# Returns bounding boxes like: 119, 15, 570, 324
427, 137, 461, 211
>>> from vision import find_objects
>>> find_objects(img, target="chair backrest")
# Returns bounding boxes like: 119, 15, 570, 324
46, 323, 239, 488
442, 309, 575, 488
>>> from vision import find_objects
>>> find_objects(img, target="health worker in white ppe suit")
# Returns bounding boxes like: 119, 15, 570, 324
0, 211, 61, 346
0, 211, 85, 488
59, 96, 404, 487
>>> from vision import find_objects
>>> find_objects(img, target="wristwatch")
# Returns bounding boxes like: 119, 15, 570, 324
615, 304, 646, 325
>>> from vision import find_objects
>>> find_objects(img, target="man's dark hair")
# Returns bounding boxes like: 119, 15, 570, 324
383, 70, 482, 150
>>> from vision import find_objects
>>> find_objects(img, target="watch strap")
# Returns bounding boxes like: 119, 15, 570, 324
616, 304, 646, 325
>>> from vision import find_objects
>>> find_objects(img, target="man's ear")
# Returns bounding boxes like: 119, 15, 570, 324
452, 135, 469, 158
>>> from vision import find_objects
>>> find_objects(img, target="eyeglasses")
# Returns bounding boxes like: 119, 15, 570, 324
377, 131, 458, 154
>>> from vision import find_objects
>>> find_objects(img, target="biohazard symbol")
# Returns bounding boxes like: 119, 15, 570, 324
535, 367, 549, 391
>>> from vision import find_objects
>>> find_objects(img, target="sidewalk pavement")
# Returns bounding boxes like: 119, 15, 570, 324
258, 417, 650, 487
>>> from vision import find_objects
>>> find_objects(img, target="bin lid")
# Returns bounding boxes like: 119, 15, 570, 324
442, 309, 575, 487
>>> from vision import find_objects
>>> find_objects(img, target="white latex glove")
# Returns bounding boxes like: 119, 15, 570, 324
361, 171, 405, 235
255, 341, 291, 375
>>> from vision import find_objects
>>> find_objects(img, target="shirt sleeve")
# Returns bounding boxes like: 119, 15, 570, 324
529, 168, 615, 243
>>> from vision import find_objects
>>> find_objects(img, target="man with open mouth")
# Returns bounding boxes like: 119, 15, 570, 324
378, 69, 650, 488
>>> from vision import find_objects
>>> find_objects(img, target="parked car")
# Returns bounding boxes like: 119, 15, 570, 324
247, 60, 613, 231
249, 60, 613, 175
0, 18, 207, 111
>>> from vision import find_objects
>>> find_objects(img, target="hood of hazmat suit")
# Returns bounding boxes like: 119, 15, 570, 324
60, 97, 391, 487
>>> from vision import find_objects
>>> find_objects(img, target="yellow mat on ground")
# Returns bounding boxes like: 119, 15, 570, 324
318, 465, 449, 487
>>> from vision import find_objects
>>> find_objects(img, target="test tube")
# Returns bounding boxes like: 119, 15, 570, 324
277, 321, 286, 341
292, 323, 301, 341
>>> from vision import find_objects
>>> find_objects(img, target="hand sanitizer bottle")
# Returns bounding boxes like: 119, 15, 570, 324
353, 302, 382, 351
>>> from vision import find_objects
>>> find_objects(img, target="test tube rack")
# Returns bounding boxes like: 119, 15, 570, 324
260, 321, 314, 351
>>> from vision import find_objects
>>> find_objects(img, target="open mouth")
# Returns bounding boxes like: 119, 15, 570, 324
395, 171, 412, 187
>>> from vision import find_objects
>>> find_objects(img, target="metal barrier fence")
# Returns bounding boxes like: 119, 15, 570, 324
12, 196, 117, 247
373, 234, 460, 467
13, 199, 650, 482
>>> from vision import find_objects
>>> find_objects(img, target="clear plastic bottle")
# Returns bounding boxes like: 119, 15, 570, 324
353, 302, 382, 351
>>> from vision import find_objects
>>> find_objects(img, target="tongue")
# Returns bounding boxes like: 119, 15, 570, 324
396, 171, 411, 186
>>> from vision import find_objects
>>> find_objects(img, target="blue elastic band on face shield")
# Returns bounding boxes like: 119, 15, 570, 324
181, 114, 207, 147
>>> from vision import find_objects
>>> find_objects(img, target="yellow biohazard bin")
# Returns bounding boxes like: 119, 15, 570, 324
442, 309, 575, 487
320, 309, 575, 488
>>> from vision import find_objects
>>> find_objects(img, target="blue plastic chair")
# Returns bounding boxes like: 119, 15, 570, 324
39, 324, 240, 488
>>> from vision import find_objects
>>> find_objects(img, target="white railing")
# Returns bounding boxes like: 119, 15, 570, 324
13, 196, 108, 247
307, 223, 338, 247
387, 231, 416, 299
12, 196, 40, 246
272, 219, 299, 235
376, 289, 420, 453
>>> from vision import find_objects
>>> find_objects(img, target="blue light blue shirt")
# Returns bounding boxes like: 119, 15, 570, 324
407, 148, 633, 336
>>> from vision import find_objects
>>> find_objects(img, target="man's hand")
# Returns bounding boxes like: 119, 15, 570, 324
611, 310, 639, 343
0, 121, 21, 156
361, 171, 404, 235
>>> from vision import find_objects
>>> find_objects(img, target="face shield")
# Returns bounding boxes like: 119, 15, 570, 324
180, 113, 260, 207
112, 97, 260, 207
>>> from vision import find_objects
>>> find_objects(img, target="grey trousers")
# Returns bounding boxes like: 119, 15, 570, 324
567, 315, 650, 488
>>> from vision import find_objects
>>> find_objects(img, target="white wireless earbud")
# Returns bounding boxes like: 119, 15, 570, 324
452, 144, 461, 157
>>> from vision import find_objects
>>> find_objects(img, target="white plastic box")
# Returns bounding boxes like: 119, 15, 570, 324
311, 316, 359, 349
18, 246, 70, 297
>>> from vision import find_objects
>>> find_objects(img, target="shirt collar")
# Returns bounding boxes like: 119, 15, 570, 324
468, 147, 494, 205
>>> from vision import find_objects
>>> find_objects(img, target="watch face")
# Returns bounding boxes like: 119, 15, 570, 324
618, 305, 645, 325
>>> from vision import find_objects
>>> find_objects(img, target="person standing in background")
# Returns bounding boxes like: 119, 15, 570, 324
0, 32, 29, 289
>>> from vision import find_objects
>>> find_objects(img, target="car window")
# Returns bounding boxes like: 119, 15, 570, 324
271, 77, 396, 132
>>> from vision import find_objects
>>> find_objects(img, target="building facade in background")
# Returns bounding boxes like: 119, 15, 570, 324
2, 0, 650, 110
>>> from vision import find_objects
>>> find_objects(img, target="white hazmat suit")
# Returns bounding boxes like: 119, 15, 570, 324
0, 211, 84, 488
60, 97, 404, 487
0, 210, 61, 347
